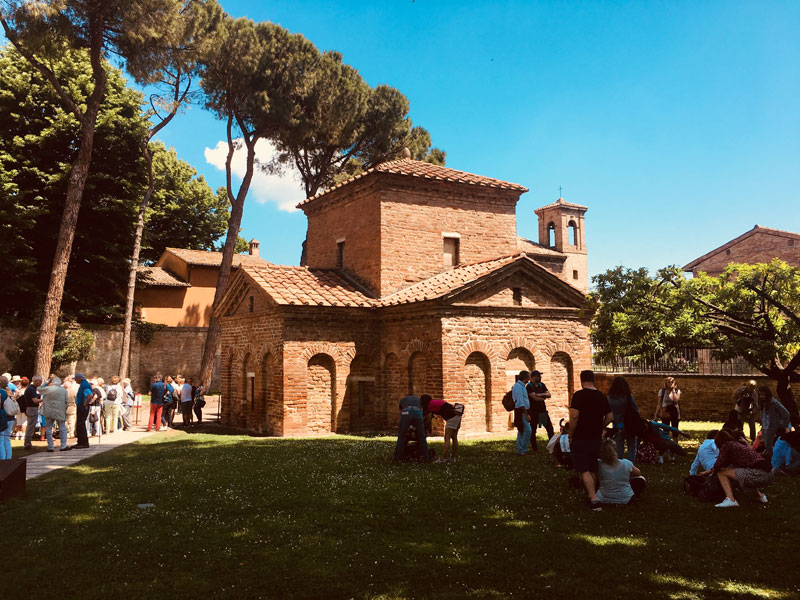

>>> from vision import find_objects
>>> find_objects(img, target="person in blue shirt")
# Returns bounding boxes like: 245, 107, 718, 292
73, 373, 93, 448
513, 371, 531, 456
689, 430, 719, 475
772, 430, 800, 475
148, 375, 166, 432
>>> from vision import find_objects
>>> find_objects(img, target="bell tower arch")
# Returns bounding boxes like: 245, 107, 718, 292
534, 198, 588, 292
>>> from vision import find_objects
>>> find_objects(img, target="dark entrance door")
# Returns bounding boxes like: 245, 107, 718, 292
349, 380, 376, 432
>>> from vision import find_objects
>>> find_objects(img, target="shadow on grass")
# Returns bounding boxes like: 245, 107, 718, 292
4, 431, 799, 600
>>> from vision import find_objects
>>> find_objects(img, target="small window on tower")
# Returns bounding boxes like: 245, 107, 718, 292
547, 222, 556, 247
337, 241, 345, 268
443, 237, 460, 267
572, 270, 579, 280
249, 296, 254, 313
512, 287, 522, 306
789, 239, 795, 247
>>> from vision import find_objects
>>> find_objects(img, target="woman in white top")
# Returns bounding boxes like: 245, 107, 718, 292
596, 437, 646, 504
654, 376, 681, 442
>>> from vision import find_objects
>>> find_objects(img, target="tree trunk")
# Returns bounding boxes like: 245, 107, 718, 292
119, 142, 155, 378
199, 118, 258, 389
33, 58, 107, 376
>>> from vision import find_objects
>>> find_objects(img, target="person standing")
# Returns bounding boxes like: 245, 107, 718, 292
732, 380, 759, 441
513, 371, 532, 456
64, 376, 78, 438
19, 375, 43, 449
608, 376, 640, 463
161, 376, 176, 430
393, 395, 429, 462
568, 370, 613, 511
12, 376, 28, 440
120, 378, 134, 430
148, 375, 165, 432
179, 377, 194, 427
758, 386, 790, 460
39, 376, 71, 452
654, 377, 681, 441
193, 383, 205, 424
73, 373, 92, 448
0, 376, 16, 460
526, 370, 554, 453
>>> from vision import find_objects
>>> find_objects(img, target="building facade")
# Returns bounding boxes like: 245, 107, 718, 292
216, 159, 592, 436
683, 225, 800, 277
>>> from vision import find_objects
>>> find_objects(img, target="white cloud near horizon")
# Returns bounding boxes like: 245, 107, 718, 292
204, 138, 305, 212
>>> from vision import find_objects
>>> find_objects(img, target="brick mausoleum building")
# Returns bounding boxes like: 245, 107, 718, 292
215, 159, 592, 436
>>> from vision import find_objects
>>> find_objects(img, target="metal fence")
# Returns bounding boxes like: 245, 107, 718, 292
591, 347, 761, 376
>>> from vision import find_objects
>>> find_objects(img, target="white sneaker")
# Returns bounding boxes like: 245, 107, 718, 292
756, 491, 768, 504
715, 498, 740, 508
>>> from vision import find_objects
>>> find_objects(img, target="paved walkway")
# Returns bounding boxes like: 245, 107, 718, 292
25, 427, 156, 480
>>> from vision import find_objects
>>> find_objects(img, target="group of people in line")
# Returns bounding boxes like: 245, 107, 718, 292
393, 367, 799, 512
0, 371, 205, 459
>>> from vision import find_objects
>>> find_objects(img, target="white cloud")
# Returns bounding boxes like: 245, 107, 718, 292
204, 138, 305, 212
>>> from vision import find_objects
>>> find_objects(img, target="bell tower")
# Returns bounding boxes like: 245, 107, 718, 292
534, 198, 588, 292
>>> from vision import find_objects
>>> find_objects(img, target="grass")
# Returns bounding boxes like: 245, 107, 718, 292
2, 422, 798, 600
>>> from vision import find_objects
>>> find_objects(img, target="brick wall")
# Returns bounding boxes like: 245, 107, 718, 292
594, 372, 800, 422
380, 179, 520, 296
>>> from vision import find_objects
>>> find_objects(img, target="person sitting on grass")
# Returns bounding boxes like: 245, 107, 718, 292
420, 395, 464, 463
705, 430, 773, 508
689, 430, 719, 475
772, 430, 800, 475
547, 419, 572, 469
721, 410, 748, 444
629, 415, 689, 464
596, 437, 646, 505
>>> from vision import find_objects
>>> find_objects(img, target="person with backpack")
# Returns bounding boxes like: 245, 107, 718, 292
513, 371, 532, 456
102, 376, 121, 434
120, 378, 135, 431
0, 375, 19, 460
19, 374, 43, 449
607, 376, 640, 463
526, 370, 553, 453
193, 383, 205, 424
161, 376, 177, 430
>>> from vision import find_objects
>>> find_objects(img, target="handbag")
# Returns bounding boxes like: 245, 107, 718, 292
3, 395, 21, 417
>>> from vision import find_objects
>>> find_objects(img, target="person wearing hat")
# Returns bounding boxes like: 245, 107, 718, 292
2, 373, 17, 396
12, 376, 28, 440
526, 370, 554, 453
73, 373, 92, 448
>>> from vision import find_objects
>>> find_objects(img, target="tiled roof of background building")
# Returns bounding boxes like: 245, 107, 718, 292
243, 265, 377, 308
136, 267, 190, 287
381, 254, 523, 305
164, 248, 272, 268
298, 158, 528, 207
516, 237, 564, 257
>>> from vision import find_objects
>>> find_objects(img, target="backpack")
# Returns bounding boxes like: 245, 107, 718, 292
683, 474, 725, 503
106, 387, 118, 402
501, 390, 515, 412
163, 386, 173, 404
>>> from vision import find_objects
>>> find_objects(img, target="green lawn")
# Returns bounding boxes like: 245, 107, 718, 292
3, 422, 798, 600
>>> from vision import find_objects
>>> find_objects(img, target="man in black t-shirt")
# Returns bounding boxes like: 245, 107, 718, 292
526, 370, 554, 452
568, 370, 612, 511
20, 375, 43, 449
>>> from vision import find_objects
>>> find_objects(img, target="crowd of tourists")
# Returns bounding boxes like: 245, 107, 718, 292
0, 371, 205, 459
393, 368, 799, 512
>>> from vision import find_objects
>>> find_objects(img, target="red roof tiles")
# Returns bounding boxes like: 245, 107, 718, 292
163, 248, 272, 268
242, 265, 377, 308
298, 158, 528, 207
136, 266, 190, 287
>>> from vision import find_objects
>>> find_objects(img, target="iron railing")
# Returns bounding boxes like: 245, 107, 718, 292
591, 347, 761, 376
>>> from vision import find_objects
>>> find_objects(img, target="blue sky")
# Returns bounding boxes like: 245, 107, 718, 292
151, 1, 800, 279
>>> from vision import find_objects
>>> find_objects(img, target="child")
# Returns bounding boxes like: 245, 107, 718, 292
421, 395, 464, 462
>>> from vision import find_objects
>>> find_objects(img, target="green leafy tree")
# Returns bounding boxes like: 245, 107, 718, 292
0, 46, 147, 323
196, 16, 317, 387
275, 52, 445, 196
590, 261, 800, 387
1, 0, 192, 376
6, 322, 96, 376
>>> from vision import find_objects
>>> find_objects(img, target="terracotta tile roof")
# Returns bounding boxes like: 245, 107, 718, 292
517, 237, 564, 257
164, 247, 272, 268
136, 267, 190, 287
298, 158, 528, 207
242, 265, 377, 308
534, 198, 588, 213
381, 254, 523, 305
683, 225, 800, 271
